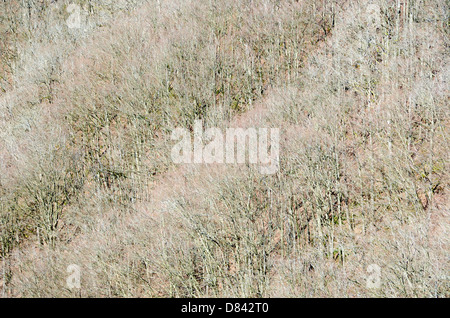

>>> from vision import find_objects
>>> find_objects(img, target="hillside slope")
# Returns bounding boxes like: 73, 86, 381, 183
0, 0, 448, 297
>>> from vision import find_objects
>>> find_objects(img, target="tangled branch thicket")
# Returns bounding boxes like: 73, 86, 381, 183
0, 0, 448, 297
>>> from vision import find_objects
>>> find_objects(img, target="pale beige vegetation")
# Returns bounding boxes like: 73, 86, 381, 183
0, 0, 448, 297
